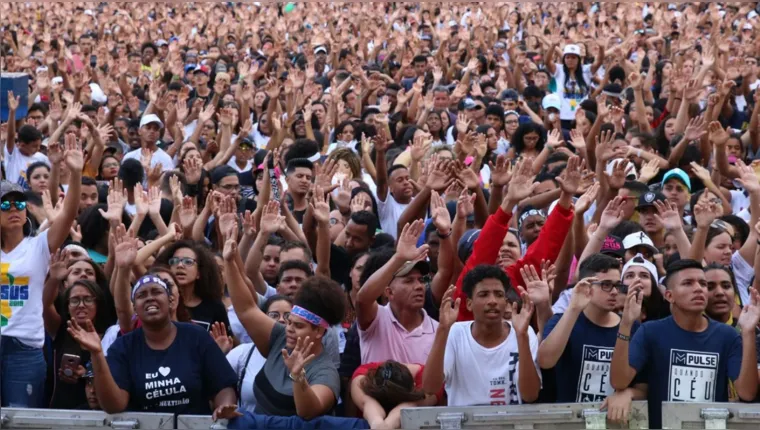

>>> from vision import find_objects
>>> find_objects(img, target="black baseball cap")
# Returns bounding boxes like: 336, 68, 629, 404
636, 191, 666, 210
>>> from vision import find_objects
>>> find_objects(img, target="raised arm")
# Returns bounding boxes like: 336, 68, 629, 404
244, 201, 282, 296
222, 220, 276, 358
423, 286, 458, 395
48, 134, 84, 252
355, 220, 429, 330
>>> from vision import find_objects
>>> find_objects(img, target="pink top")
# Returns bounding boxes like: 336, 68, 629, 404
358, 304, 438, 365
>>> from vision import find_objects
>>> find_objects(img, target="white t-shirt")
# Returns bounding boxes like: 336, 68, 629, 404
227, 157, 253, 173
226, 343, 267, 414
101, 324, 121, 355
377, 193, 409, 240
443, 320, 540, 407
0, 231, 51, 348
552, 64, 594, 121
122, 147, 175, 171
2, 145, 50, 186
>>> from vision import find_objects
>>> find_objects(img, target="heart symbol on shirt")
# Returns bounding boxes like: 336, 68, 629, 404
158, 367, 171, 377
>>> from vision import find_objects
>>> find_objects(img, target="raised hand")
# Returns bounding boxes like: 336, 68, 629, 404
556, 155, 584, 195
569, 128, 586, 150
183, 157, 202, 184
430, 192, 451, 234
147, 185, 162, 216
574, 182, 600, 214
653, 200, 683, 232
310, 185, 330, 225
693, 200, 719, 228
504, 158, 538, 205
621, 279, 644, 326
638, 159, 661, 183
350, 192, 370, 214
49, 249, 71, 282
260, 200, 285, 235
67, 319, 103, 354
211, 322, 234, 355
599, 196, 626, 231
314, 159, 339, 193
438, 285, 461, 329
427, 159, 455, 191
708, 121, 730, 146
178, 197, 198, 231
7, 90, 19, 111
99, 182, 127, 222
520, 265, 551, 307
281, 335, 316, 376
217, 196, 239, 239
683, 115, 707, 142
569, 277, 596, 312
113, 224, 138, 269
735, 159, 760, 194
456, 188, 475, 219
63, 134, 84, 172
512, 292, 535, 334
396, 219, 430, 262
489, 154, 513, 187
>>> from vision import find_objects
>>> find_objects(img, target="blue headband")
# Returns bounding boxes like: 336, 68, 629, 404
131, 275, 169, 301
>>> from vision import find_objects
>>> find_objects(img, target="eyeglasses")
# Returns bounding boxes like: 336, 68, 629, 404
267, 311, 291, 320
0, 201, 27, 211
168, 257, 197, 267
219, 184, 241, 191
102, 162, 120, 169
591, 281, 627, 293
69, 296, 96, 307
505, 120, 519, 125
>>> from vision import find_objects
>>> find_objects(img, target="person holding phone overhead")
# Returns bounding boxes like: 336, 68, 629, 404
0, 135, 83, 408
67, 274, 240, 419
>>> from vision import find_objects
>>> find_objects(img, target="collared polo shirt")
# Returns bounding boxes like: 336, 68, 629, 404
358, 304, 438, 365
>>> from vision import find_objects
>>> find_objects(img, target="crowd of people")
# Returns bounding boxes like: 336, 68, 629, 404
3, 1, 760, 428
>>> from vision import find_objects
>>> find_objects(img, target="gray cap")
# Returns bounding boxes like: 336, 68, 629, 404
0, 181, 26, 201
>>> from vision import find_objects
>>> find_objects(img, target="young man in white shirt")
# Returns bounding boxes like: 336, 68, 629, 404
121, 114, 174, 172
373, 135, 413, 240
423, 265, 541, 406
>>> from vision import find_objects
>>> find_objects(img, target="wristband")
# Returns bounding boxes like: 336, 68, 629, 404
617, 332, 631, 342
289, 369, 307, 383
437, 229, 452, 239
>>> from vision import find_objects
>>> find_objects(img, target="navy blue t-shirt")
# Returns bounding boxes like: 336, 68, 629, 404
628, 316, 742, 429
106, 322, 237, 415
543, 312, 640, 403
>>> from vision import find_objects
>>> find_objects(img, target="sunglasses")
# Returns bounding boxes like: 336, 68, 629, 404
0, 201, 27, 211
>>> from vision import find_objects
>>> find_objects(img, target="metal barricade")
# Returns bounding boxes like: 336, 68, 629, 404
400, 402, 649, 429
0, 408, 173, 429
662, 402, 760, 429
175, 415, 227, 429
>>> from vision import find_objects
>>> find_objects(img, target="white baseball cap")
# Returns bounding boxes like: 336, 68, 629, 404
622, 232, 658, 255
139, 114, 164, 129
542, 93, 562, 111
622, 253, 659, 283
563, 44, 582, 57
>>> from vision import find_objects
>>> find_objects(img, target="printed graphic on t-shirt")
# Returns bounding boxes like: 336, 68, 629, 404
144, 366, 189, 408
0, 263, 29, 327
488, 352, 521, 405
576, 345, 614, 402
192, 319, 211, 332
667, 349, 719, 402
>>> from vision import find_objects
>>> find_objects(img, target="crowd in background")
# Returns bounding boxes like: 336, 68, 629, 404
3, 2, 760, 429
